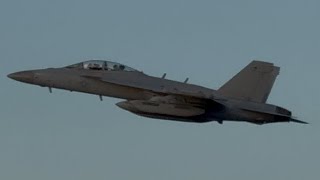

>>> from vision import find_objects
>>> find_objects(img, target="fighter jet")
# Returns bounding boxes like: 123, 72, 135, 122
8, 60, 307, 125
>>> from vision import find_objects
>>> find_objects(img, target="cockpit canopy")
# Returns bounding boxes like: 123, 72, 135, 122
66, 60, 138, 72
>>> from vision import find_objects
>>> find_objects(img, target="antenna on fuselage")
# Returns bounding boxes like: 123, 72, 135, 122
162, 73, 167, 79
184, 78, 189, 83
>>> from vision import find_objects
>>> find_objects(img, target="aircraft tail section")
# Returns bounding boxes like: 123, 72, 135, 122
218, 60, 280, 103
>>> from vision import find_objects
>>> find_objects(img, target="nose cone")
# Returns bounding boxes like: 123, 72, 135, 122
7, 71, 35, 83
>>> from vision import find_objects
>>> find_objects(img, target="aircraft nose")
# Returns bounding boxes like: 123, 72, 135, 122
7, 71, 35, 83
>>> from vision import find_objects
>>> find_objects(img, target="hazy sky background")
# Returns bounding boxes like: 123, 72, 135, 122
1, 0, 319, 179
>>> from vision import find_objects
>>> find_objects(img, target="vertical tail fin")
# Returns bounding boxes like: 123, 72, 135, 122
218, 60, 280, 103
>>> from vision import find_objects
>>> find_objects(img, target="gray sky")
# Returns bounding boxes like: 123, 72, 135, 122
1, 0, 319, 179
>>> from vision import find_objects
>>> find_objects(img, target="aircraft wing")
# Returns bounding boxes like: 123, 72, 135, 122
82, 74, 220, 99
82, 74, 225, 117
116, 94, 225, 118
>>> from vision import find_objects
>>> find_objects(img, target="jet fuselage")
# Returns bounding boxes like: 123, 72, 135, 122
8, 60, 307, 125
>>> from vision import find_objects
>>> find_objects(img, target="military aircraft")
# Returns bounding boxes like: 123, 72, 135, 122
8, 60, 307, 125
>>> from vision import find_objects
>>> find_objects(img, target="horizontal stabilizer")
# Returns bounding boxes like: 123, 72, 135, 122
291, 118, 309, 124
